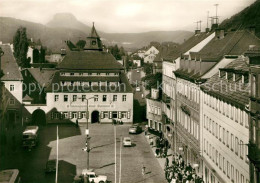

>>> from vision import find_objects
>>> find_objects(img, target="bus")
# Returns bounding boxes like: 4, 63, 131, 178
22, 125, 39, 148
0, 169, 21, 183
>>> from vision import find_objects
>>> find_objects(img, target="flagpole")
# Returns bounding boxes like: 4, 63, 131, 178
55, 125, 59, 183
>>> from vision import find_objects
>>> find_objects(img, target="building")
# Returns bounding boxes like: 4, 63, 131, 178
173, 28, 260, 177
246, 49, 260, 183
41, 24, 133, 124
144, 46, 159, 64
146, 88, 163, 132
133, 60, 141, 67
0, 44, 25, 159
200, 58, 251, 183
160, 29, 215, 157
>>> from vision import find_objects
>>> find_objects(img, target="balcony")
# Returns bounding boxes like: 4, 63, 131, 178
162, 93, 171, 104
248, 143, 260, 168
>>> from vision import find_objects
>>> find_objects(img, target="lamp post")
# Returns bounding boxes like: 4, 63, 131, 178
77, 96, 97, 170
84, 96, 97, 170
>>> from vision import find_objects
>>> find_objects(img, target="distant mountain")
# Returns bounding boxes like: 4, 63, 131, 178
220, 0, 260, 37
0, 15, 193, 52
46, 13, 92, 34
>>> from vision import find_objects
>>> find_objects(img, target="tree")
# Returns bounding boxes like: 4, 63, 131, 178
76, 40, 86, 49
143, 63, 153, 75
141, 73, 162, 90
33, 49, 40, 63
13, 27, 30, 68
39, 47, 45, 63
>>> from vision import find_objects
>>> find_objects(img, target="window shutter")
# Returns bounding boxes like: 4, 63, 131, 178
60, 112, 63, 119
127, 111, 130, 119
78, 112, 82, 119
69, 112, 73, 119
109, 112, 112, 119
118, 112, 121, 119
101, 112, 104, 119
51, 112, 54, 119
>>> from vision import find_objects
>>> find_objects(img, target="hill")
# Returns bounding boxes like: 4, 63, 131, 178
220, 0, 260, 37
0, 15, 193, 52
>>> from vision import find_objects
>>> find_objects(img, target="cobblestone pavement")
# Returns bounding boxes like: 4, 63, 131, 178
1, 124, 166, 183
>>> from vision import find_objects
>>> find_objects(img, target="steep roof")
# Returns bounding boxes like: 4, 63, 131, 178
46, 71, 132, 93
57, 50, 123, 70
164, 32, 211, 60
0, 44, 23, 81
89, 23, 100, 38
200, 57, 250, 108
27, 68, 56, 87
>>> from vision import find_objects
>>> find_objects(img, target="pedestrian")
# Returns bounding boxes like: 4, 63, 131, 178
142, 165, 146, 176
166, 157, 169, 167
76, 119, 79, 127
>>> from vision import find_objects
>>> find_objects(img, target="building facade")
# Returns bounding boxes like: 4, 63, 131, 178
201, 58, 251, 183
42, 24, 134, 124
246, 50, 260, 183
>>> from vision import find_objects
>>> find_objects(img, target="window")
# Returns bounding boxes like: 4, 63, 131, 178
121, 112, 127, 118
219, 154, 222, 169
252, 75, 256, 97
219, 125, 222, 141
240, 140, 244, 159
92, 41, 96, 45
231, 134, 234, 151
94, 95, 98, 102
112, 111, 118, 118
82, 95, 86, 102
122, 95, 126, 101
236, 170, 239, 183
64, 112, 68, 119
88, 73, 92, 76
10, 85, 14, 91
227, 161, 230, 178
216, 123, 218, 139
216, 150, 218, 165
223, 128, 225, 144
73, 95, 77, 102
106, 73, 109, 75
72, 112, 77, 118
103, 112, 109, 118
103, 95, 107, 102
70, 73, 74, 76
231, 165, 234, 182
241, 174, 244, 183
223, 157, 226, 174
54, 95, 59, 101
9, 99, 15, 105
226, 131, 229, 147
54, 112, 59, 119
235, 137, 239, 155
64, 95, 68, 102
113, 95, 117, 101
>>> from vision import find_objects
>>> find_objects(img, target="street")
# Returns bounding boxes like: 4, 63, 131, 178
1, 124, 166, 183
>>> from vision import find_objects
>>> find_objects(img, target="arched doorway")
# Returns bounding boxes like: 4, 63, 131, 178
32, 109, 46, 125
91, 111, 99, 123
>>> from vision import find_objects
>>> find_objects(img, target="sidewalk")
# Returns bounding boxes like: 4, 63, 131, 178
143, 132, 174, 171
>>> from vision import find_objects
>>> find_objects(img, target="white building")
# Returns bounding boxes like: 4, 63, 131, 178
200, 58, 250, 183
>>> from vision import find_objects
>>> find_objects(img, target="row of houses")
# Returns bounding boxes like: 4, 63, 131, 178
0, 24, 134, 156
146, 25, 260, 183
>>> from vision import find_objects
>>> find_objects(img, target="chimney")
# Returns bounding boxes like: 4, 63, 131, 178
151, 88, 159, 100
248, 26, 256, 35
215, 28, 225, 39
195, 30, 201, 35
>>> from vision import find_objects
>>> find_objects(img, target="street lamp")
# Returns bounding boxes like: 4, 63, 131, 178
80, 96, 98, 170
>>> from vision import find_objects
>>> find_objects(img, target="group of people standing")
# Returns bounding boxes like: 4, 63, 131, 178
164, 154, 204, 183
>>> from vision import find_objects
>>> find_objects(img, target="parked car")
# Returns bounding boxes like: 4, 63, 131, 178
136, 87, 141, 91
123, 137, 132, 147
82, 170, 107, 183
129, 124, 142, 134
45, 159, 56, 173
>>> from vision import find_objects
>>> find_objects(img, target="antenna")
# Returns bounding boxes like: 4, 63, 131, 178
207, 11, 209, 28
198, 20, 202, 30
194, 21, 199, 30
214, 4, 219, 24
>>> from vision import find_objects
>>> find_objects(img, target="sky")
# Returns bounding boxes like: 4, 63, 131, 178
0, 0, 256, 33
